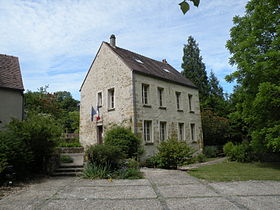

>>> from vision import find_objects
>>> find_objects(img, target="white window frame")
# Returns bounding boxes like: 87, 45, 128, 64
190, 123, 196, 142
159, 121, 167, 142
158, 87, 164, 107
142, 84, 149, 105
143, 120, 153, 143
178, 122, 185, 141
97, 91, 102, 107
108, 88, 115, 109
176, 91, 181, 110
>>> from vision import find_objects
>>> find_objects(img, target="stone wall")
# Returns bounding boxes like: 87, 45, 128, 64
79, 43, 134, 146
133, 73, 203, 158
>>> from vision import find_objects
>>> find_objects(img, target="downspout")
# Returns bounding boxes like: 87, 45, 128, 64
132, 71, 137, 134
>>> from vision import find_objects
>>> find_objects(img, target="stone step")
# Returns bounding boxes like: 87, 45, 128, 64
59, 165, 84, 168
55, 167, 83, 173
52, 171, 83, 177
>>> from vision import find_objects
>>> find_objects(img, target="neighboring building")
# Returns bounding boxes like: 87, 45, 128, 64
0, 54, 24, 129
80, 35, 203, 158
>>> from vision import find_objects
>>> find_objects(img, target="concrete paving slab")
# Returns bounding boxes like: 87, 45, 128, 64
55, 185, 157, 199
158, 184, 218, 198
209, 181, 280, 196
166, 197, 240, 210
0, 199, 43, 210
72, 178, 150, 186
232, 195, 280, 210
42, 199, 163, 210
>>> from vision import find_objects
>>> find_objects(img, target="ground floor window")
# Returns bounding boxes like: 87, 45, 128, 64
143, 120, 152, 142
178, 123, 184, 141
159, 121, 167, 142
190, 123, 195, 142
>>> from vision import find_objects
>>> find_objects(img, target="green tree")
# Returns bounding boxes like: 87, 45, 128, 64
179, 0, 200, 14
226, 0, 280, 156
181, 36, 210, 101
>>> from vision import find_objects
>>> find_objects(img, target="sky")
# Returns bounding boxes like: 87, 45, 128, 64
0, 0, 248, 100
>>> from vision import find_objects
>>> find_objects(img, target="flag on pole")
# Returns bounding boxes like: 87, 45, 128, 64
96, 105, 101, 121
91, 106, 96, 121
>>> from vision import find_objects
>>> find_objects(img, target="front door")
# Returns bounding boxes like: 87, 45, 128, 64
97, 125, 103, 144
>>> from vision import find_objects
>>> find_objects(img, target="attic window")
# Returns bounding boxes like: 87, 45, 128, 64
135, 58, 143, 64
163, 68, 170, 73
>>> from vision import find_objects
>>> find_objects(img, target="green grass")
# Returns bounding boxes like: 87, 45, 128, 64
188, 161, 280, 182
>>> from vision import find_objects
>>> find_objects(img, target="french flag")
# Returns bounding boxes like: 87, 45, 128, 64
96, 105, 101, 121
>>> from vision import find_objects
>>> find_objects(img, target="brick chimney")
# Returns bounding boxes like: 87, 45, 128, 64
162, 59, 167, 64
110, 34, 116, 47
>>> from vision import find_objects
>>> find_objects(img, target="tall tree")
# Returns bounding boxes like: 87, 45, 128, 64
181, 36, 209, 101
226, 0, 280, 153
209, 70, 223, 99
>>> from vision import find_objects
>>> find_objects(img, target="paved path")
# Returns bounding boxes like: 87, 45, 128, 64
0, 168, 279, 210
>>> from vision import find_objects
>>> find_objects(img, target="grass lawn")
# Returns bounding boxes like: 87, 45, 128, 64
188, 161, 280, 182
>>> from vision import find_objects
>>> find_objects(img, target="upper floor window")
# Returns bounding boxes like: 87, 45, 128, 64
142, 84, 149, 105
176, 92, 181, 110
97, 92, 102, 107
190, 123, 196, 142
108, 88, 115, 109
158, 87, 164, 107
188, 94, 193, 112
143, 120, 152, 143
178, 123, 185, 141
159, 121, 167, 142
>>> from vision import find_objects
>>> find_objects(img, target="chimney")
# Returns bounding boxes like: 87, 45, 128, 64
162, 59, 167, 64
110, 34, 116, 47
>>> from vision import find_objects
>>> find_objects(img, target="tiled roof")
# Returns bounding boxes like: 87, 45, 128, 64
0, 54, 24, 91
106, 43, 197, 89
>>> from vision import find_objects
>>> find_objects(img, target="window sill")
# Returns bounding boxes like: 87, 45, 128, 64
177, 109, 184, 112
145, 142, 154, 145
159, 106, 167, 110
143, 104, 152, 108
189, 111, 195, 113
108, 108, 115, 112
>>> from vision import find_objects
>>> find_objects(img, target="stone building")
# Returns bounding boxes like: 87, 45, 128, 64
80, 35, 203, 157
0, 54, 24, 129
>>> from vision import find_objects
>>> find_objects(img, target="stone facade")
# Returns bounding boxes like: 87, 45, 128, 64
80, 38, 203, 157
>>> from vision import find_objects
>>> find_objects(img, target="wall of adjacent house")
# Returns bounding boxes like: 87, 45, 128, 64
0, 88, 23, 129
133, 73, 203, 158
79, 43, 134, 147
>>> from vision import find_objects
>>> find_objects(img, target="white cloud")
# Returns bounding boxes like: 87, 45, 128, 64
0, 0, 248, 99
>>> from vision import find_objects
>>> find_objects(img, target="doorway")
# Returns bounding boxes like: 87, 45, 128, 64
97, 125, 103, 144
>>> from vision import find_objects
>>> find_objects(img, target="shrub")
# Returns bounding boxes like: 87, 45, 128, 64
223, 141, 254, 162
104, 126, 143, 158
203, 146, 219, 158
82, 163, 111, 179
123, 158, 140, 169
195, 154, 207, 163
115, 167, 143, 179
0, 130, 33, 179
60, 155, 73, 163
156, 139, 194, 169
144, 155, 161, 168
86, 144, 124, 170
8, 113, 62, 172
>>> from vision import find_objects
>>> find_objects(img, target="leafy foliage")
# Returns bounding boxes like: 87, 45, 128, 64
179, 0, 200, 14
226, 0, 280, 158
155, 139, 194, 169
223, 141, 254, 162
203, 146, 219, 158
82, 163, 111, 179
104, 126, 143, 158
86, 144, 124, 170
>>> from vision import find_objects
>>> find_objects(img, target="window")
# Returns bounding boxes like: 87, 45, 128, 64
188, 94, 193, 112
176, 92, 181, 110
158, 87, 164, 107
178, 123, 184, 141
108, 88, 115, 109
190, 123, 196, 142
97, 92, 102, 107
143, 120, 152, 142
142, 84, 149, 105
159, 121, 167, 142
